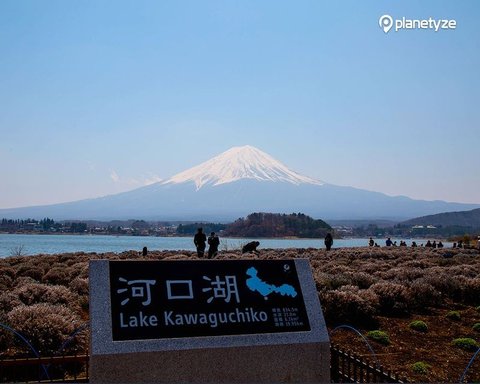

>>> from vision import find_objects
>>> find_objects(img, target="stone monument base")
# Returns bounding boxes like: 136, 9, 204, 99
90, 342, 330, 383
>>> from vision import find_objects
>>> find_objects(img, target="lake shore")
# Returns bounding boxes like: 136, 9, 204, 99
0, 230, 453, 241
0, 233, 455, 258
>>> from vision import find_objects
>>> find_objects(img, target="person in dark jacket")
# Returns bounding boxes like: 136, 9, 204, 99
324, 233, 333, 251
242, 241, 260, 254
194, 228, 207, 257
207, 232, 220, 259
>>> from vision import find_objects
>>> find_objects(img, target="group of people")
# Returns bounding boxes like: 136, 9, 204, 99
194, 228, 220, 259
147, 230, 478, 257
369, 237, 446, 248
425, 240, 444, 248
453, 236, 480, 249
193, 228, 261, 258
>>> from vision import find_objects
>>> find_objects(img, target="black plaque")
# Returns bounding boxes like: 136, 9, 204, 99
109, 260, 311, 341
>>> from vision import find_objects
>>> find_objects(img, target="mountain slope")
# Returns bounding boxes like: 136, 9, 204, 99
163, 145, 323, 189
0, 145, 479, 221
401, 208, 480, 228
0, 179, 478, 221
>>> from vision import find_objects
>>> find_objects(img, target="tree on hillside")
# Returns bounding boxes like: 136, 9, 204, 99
176, 222, 227, 236
224, 212, 331, 238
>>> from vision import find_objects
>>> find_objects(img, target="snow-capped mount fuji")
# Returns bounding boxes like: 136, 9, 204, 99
163, 145, 323, 189
1, 146, 479, 221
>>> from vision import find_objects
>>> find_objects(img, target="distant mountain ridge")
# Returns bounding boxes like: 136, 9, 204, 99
401, 208, 480, 228
1, 145, 479, 221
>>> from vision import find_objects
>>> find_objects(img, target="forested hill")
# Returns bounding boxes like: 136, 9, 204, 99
223, 212, 331, 238
401, 208, 480, 228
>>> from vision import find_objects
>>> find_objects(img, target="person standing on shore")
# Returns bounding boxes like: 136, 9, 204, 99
324, 233, 333, 251
194, 227, 207, 257
207, 232, 220, 259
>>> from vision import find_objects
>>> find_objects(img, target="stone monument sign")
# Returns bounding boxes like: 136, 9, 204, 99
89, 259, 330, 383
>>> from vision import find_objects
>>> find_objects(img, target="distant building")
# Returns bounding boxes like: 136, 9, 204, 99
412, 224, 437, 229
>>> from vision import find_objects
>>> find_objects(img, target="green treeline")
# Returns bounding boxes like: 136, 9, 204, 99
223, 212, 331, 238
1, 212, 332, 238
0, 218, 87, 233
177, 213, 332, 238
176, 223, 228, 235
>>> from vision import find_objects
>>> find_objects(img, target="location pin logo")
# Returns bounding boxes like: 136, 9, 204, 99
379, 14, 393, 33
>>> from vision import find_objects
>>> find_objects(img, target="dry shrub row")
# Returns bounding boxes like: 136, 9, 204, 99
0, 246, 479, 354
310, 247, 480, 325
321, 285, 378, 327
0, 253, 94, 355
15, 283, 80, 310
6, 304, 84, 354
0, 250, 204, 355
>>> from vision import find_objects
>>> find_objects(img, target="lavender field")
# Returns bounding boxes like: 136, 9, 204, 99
0, 246, 479, 381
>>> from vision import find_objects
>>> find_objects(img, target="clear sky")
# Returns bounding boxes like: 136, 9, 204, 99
1, 0, 479, 209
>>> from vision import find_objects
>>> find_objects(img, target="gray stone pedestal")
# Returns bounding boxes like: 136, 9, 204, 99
89, 259, 330, 383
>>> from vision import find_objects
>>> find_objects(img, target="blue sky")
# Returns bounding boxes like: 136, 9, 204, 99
1, 0, 479, 209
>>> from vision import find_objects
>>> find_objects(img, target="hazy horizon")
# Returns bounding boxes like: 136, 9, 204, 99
1, 1, 479, 209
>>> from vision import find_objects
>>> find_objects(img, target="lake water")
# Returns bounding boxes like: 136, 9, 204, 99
0, 234, 451, 258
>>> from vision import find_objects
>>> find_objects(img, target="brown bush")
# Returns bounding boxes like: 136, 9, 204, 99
69, 277, 89, 296
0, 292, 22, 321
15, 283, 79, 312
215, 253, 244, 260
313, 271, 333, 292
348, 271, 376, 289
448, 265, 480, 278
0, 274, 13, 290
13, 276, 37, 287
370, 282, 410, 316
383, 267, 425, 283
327, 273, 355, 290
42, 267, 70, 285
422, 272, 463, 302
463, 278, 480, 305
321, 287, 378, 328
409, 279, 442, 310
68, 262, 89, 277
402, 259, 435, 269
75, 263, 89, 279
162, 253, 197, 260
14, 265, 43, 282
0, 266, 16, 279
7, 304, 83, 354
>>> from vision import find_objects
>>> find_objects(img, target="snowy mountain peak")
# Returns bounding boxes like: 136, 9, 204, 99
163, 145, 323, 190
